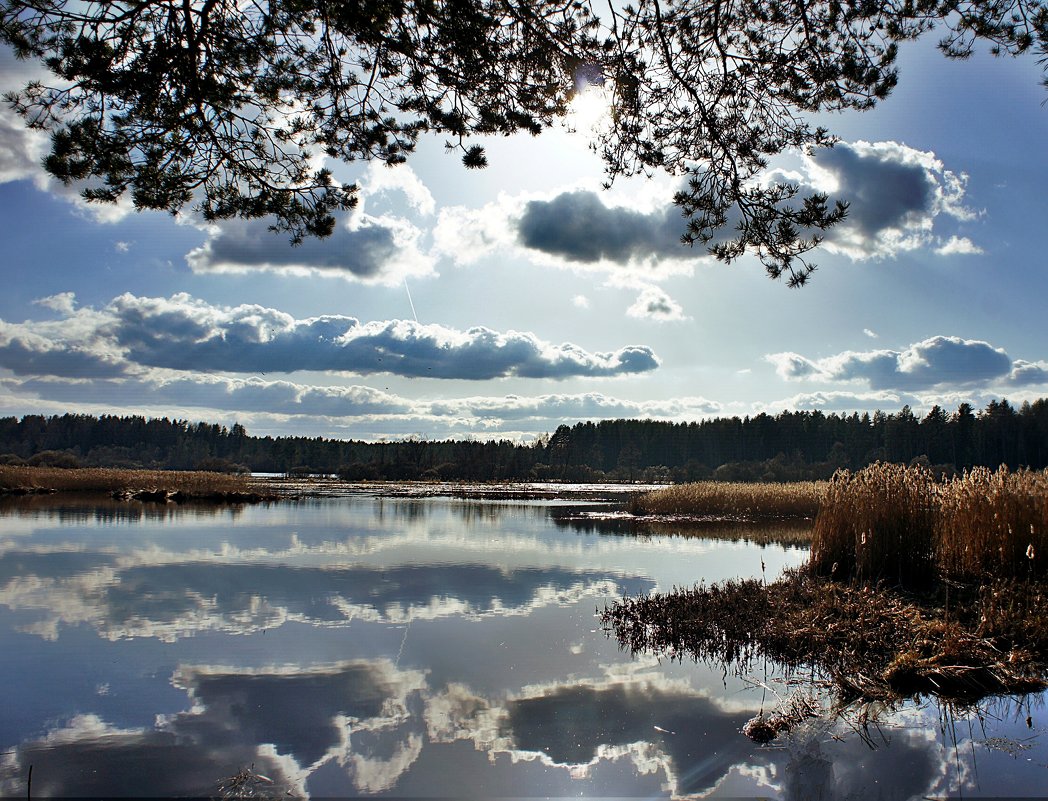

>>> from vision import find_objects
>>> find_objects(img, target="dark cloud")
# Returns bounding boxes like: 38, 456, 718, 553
8, 558, 654, 640
515, 190, 688, 264
510, 141, 973, 268
189, 217, 394, 277
813, 142, 938, 237
0, 660, 424, 796
186, 213, 433, 284
19, 375, 411, 417
0, 330, 127, 378
769, 336, 1020, 391
0, 713, 298, 798
182, 663, 405, 768
503, 682, 754, 795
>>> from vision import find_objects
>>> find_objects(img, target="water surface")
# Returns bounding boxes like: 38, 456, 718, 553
0, 491, 1044, 798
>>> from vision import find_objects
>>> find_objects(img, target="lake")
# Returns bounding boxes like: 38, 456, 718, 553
0, 488, 1045, 798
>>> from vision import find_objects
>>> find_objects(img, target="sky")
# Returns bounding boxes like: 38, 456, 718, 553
1, 31, 1047, 442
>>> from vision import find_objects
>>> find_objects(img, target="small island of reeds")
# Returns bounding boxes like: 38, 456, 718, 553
604, 463, 1048, 714
627, 479, 826, 520
0, 465, 275, 503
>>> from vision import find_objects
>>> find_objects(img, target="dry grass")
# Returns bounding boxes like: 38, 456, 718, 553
811, 463, 1047, 587
629, 480, 826, 520
0, 465, 253, 497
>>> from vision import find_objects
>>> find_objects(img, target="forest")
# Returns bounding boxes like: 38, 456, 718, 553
1, 398, 1047, 483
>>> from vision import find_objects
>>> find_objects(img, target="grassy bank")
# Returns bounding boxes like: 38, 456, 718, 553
604, 464, 1048, 711
0, 465, 270, 501
628, 479, 826, 519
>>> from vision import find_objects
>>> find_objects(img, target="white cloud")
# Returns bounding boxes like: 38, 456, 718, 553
359, 162, 436, 216
0, 292, 660, 381
863, 328, 879, 339
572, 295, 590, 309
765, 335, 1040, 391
935, 235, 984, 256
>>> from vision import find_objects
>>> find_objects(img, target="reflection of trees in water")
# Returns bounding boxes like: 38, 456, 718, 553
0, 494, 246, 522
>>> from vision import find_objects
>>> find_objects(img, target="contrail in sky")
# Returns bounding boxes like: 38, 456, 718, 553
404, 279, 419, 323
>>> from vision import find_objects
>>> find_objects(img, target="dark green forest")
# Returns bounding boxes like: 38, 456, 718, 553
2, 399, 1048, 482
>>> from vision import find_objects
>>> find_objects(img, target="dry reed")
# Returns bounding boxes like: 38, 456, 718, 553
937, 466, 1047, 581
811, 463, 1048, 587
810, 463, 938, 586
0, 465, 252, 496
629, 480, 826, 520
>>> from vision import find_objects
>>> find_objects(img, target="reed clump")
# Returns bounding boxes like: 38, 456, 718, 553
0, 465, 255, 498
811, 463, 1048, 587
937, 466, 1047, 581
629, 480, 825, 520
809, 463, 938, 586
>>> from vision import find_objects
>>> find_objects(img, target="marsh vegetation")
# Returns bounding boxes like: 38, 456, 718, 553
0, 465, 268, 501
628, 479, 825, 520
605, 464, 1048, 711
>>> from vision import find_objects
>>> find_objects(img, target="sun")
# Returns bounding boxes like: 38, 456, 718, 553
566, 65, 611, 134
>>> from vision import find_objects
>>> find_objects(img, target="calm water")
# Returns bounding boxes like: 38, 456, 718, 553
0, 490, 1045, 798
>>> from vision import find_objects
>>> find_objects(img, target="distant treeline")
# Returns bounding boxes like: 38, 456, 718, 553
2, 399, 1047, 482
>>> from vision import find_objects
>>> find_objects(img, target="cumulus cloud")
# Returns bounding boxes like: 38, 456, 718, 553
3, 370, 723, 442
0, 94, 135, 222
1009, 360, 1048, 386
758, 390, 925, 414
765, 336, 1039, 391
802, 140, 978, 259
626, 286, 687, 322
359, 161, 435, 216
186, 213, 435, 285
935, 235, 983, 256
515, 189, 688, 265
433, 185, 698, 278
435, 140, 977, 277
0, 110, 45, 186
0, 292, 659, 381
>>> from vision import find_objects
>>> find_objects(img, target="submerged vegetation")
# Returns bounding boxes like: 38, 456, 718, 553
604, 464, 1048, 713
628, 480, 825, 520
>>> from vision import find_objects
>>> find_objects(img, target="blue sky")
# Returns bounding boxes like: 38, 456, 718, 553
1, 34, 1046, 441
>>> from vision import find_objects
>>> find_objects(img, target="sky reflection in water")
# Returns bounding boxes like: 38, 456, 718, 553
0, 493, 1045, 798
